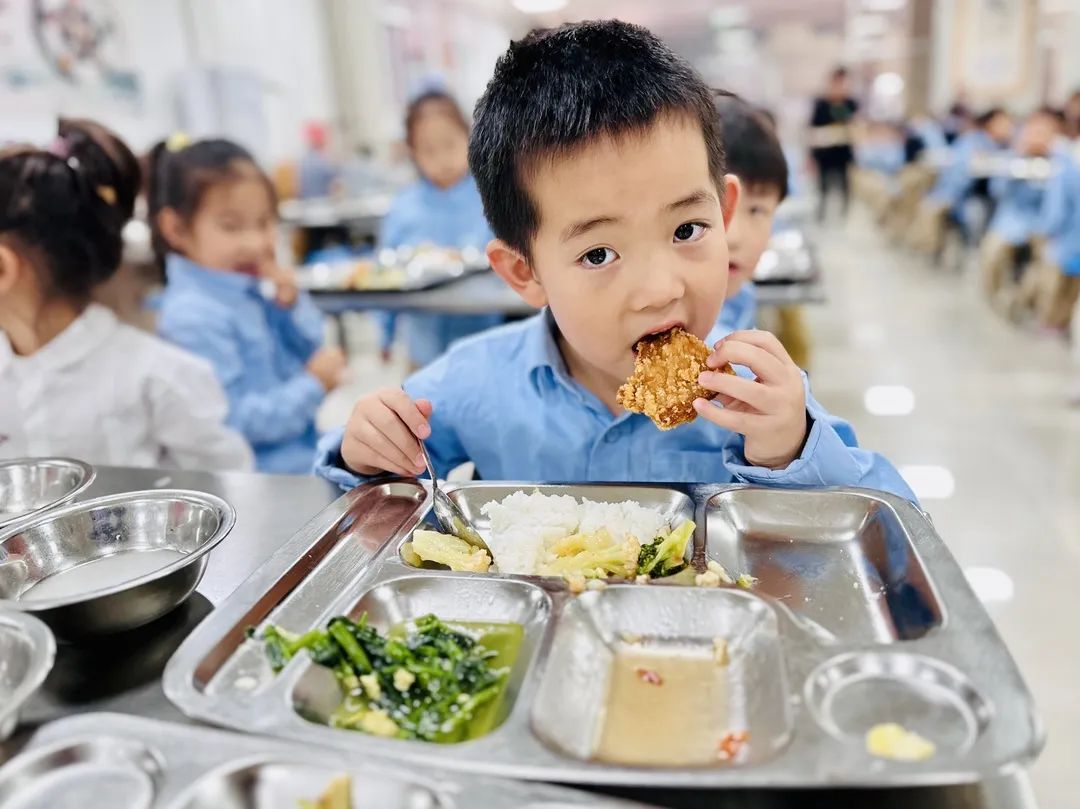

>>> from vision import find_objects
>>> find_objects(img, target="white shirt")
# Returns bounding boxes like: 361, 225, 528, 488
0, 304, 253, 472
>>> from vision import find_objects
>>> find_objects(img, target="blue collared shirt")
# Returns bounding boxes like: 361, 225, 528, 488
381, 175, 502, 367
716, 284, 758, 335
158, 254, 326, 474
989, 163, 1047, 246
315, 311, 916, 501
1038, 141, 1080, 272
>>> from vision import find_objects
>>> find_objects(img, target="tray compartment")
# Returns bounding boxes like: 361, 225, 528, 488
805, 651, 992, 757
171, 759, 441, 809
705, 488, 943, 642
531, 586, 792, 767
400, 484, 697, 576
0, 736, 162, 809
292, 574, 552, 741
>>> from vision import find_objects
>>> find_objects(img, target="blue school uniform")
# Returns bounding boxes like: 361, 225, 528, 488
158, 254, 326, 474
1039, 142, 1080, 274
315, 310, 916, 502
715, 284, 757, 335
988, 161, 1047, 246
928, 129, 999, 212
381, 175, 503, 366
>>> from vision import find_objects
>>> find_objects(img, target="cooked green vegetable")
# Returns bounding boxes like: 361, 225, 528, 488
637, 519, 695, 578
256, 613, 519, 743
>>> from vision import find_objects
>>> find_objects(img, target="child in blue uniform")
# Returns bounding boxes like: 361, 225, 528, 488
713, 97, 789, 338
1035, 133, 1080, 341
316, 21, 914, 502
981, 108, 1062, 312
382, 91, 503, 368
152, 138, 348, 474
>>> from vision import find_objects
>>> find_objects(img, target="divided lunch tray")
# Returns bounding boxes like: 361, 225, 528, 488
163, 482, 1043, 789
0, 712, 651, 808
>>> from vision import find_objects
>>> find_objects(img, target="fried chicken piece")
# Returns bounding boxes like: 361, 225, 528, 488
617, 328, 735, 430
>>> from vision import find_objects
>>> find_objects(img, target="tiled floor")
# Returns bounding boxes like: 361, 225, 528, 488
318, 207, 1079, 803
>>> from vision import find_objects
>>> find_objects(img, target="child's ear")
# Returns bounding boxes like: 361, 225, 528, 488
156, 208, 188, 254
487, 239, 547, 309
0, 242, 24, 295
720, 173, 742, 230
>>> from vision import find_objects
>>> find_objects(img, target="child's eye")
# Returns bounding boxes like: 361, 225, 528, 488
578, 246, 618, 269
673, 222, 708, 243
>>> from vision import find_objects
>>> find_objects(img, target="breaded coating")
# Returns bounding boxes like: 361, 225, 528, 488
617, 328, 735, 430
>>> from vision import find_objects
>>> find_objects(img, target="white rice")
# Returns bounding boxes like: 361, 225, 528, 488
479, 491, 671, 575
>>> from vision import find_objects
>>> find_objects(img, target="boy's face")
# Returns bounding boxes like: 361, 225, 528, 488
725, 183, 781, 298
491, 115, 737, 389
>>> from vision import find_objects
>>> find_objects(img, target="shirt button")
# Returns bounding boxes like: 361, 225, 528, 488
603, 428, 620, 443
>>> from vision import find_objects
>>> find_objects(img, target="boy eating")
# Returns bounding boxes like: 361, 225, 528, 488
316, 21, 913, 500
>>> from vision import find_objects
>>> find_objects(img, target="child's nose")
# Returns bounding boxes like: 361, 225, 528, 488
632, 263, 686, 311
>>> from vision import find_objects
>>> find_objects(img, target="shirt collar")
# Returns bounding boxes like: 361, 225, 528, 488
1, 303, 118, 375
165, 253, 260, 297
522, 308, 569, 392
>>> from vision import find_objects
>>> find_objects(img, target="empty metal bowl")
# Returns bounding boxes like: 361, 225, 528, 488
0, 457, 96, 530
0, 490, 235, 639
0, 609, 56, 739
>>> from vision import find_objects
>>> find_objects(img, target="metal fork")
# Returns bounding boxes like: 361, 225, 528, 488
417, 439, 492, 556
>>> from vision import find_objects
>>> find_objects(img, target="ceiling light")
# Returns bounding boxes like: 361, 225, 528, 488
513, 0, 568, 12
863, 385, 915, 416
898, 465, 955, 500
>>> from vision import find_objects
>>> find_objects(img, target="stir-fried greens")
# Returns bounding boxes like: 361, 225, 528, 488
254, 613, 518, 743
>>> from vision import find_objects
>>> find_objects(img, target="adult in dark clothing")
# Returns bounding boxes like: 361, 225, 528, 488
809, 67, 858, 222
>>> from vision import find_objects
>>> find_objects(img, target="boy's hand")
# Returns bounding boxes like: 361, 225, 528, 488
341, 388, 433, 477
693, 330, 809, 469
307, 346, 348, 391
262, 262, 299, 307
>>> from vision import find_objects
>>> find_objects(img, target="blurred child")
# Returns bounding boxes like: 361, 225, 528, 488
1033, 129, 1080, 348
914, 108, 1012, 254
713, 96, 789, 336
381, 91, 503, 369
315, 20, 913, 503
0, 120, 251, 470
151, 138, 347, 474
981, 108, 1062, 312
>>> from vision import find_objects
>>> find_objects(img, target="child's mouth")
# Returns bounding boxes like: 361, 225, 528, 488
728, 262, 740, 274
633, 321, 687, 353
234, 262, 260, 276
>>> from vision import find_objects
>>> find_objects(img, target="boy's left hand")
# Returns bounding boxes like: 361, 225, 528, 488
693, 330, 809, 469
262, 262, 299, 308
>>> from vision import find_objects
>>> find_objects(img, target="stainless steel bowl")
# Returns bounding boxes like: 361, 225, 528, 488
0, 610, 56, 739
0, 457, 96, 530
0, 490, 235, 638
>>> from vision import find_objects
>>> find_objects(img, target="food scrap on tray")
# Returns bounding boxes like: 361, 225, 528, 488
617, 327, 735, 431
865, 722, 937, 762
255, 613, 521, 743
298, 774, 352, 809
405, 491, 694, 583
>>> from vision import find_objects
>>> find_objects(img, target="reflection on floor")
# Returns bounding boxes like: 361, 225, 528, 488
318, 206, 1079, 802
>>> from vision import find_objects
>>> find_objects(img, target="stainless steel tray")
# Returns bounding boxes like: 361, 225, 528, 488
0, 712, 650, 808
163, 481, 1042, 788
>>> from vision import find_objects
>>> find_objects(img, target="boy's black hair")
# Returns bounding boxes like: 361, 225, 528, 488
0, 118, 141, 302
715, 95, 788, 203
469, 20, 726, 258
146, 137, 276, 271
975, 107, 1008, 128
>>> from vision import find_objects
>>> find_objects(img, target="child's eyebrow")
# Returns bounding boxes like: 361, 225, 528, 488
665, 189, 717, 212
561, 215, 619, 243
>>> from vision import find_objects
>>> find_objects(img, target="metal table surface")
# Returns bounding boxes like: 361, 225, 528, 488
0, 466, 1035, 809
309, 271, 825, 317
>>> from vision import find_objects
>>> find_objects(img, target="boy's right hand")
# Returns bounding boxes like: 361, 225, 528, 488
341, 388, 433, 477
307, 346, 348, 391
